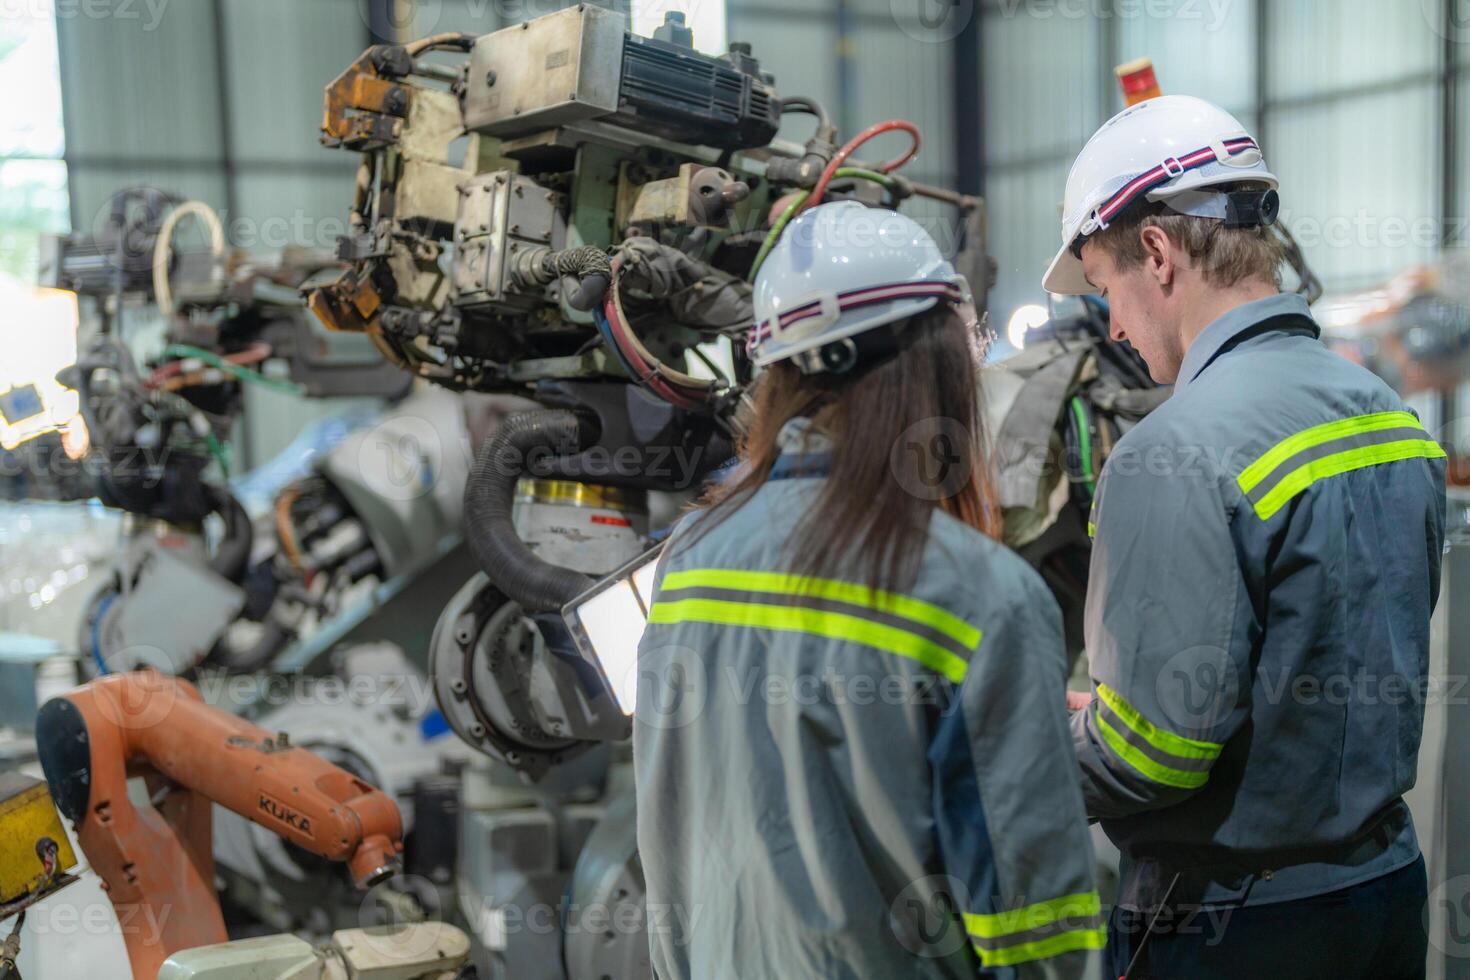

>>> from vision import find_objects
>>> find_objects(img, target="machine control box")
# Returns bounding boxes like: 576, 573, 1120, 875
462, 5, 781, 150
0, 772, 77, 906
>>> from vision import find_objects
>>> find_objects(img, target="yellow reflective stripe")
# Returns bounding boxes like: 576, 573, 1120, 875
1238, 411, 1424, 493
1096, 683, 1222, 761
963, 891, 1100, 939
659, 568, 980, 650
1250, 439, 1446, 521
1087, 521, 1096, 538
1095, 712, 1209, 789
973, 926, 1108, 967
648, 597, 969, 684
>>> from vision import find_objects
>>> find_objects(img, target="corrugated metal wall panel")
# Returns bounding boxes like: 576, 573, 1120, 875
982, 5, 1100, 167
231, 172, 360, 255
1460, 73, 1470, 247
1268, 83, 1440, 290
851, 23, 956, 182
219, 0, 368, 167
414, 0, 507, 35
1268, 0, 1442, 101
983, 157, 1069, 326
1113, 0, 1255, 113
729, 12, 838, 145
56, 2, 225, 168
68, 167, 230, 230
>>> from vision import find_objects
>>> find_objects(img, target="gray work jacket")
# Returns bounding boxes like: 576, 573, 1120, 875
635, 420, 1102, 979
1073, 292, 1448, 911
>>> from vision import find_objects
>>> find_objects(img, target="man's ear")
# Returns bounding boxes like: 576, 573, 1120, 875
1138, 225, 1174, 286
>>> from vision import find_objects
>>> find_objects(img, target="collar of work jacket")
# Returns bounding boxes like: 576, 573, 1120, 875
1173, 292, 1319, 397
775, 416, 835, 456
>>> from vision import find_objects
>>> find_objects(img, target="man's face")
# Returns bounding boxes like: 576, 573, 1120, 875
1080, 240, 1184, 384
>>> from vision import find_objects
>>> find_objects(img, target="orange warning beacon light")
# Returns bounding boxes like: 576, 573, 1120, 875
1116, 57, 1162, 106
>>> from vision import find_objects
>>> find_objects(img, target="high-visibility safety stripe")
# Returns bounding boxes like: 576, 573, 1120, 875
1094, 683, 1223, 790
964, 891, 1107, 968
1095, 712, 1208, 790
1237, 411, 1446, 521
659, 568, 980, 646
648, 568, 979, 685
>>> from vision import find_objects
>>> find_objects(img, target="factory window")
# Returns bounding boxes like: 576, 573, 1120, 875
0, 2, 69, 285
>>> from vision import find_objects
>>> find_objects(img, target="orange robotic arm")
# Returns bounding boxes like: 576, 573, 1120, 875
35, 670, 403, 980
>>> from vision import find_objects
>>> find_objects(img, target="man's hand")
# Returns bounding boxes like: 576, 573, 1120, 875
1066, 689, 1096, 712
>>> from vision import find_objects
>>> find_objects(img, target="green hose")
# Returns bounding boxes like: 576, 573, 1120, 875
749, 191, 809, 282
1070, 396, 1096, 496
204, 431, 231, 479
748, 168, 899, 282
162, 344, 305, 397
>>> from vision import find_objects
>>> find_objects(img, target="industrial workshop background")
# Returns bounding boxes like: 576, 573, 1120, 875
4, 0, 1469, 462
1, 0, 1470, 977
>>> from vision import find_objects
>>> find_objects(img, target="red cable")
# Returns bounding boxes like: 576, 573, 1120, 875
801, 119, 922, 214
600, 278, 703, 411
144, 342, 273, 390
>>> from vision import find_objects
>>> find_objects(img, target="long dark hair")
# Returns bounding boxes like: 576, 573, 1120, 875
691, 302, 1000, 592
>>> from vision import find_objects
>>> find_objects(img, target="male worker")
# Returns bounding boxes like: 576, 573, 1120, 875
1045, 94, 1447, 978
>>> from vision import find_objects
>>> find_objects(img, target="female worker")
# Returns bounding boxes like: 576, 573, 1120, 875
633, 201, 1101, 980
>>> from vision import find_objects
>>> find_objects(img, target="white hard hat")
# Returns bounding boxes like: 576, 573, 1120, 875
1043, 94, 1278, 295
751, 201, 972, 374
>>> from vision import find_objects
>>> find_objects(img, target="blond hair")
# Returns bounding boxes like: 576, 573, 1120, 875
1087, 184, 1285, 288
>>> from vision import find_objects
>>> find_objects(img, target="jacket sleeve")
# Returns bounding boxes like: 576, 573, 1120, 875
1072, 440, 1254, 820
929, 565, 1103, 979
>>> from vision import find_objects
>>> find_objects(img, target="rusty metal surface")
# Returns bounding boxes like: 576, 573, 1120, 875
321, 52, 410, 152
0, 873, 78, 923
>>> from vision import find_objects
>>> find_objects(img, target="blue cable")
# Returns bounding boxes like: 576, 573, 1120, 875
594, 309, 643, 380
90, 591, 117, 674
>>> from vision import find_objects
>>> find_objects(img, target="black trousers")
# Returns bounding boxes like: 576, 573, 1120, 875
1107, 855, 1428, 980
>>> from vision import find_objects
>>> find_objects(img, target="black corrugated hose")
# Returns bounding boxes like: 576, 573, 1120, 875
463, 409, 598, 612
207, 486, 253, 584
